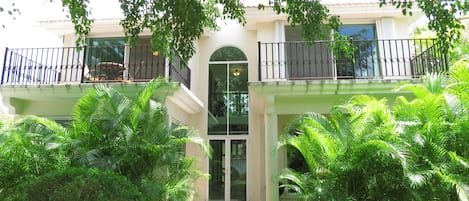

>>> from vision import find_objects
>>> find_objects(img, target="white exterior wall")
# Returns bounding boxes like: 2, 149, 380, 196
189, 21, 261, 201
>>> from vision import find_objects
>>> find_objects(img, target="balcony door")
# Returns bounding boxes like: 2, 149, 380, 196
337, 24, 379, 78
86, 37, 165, 81
87, 38, 126, 81
208, 46, 248, 201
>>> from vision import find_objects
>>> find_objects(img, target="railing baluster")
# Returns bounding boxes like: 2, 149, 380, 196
43, 48, 49, 83
2, 47, 8, 84
257, 41, 261, 81
312, 41, 316, 77
398, 40, 404, 76
276, 42, 280, 79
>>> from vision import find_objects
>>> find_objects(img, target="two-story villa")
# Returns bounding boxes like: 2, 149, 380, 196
0, 1, 448, 201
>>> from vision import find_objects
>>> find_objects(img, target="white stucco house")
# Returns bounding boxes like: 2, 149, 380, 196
0, 1, 448, 201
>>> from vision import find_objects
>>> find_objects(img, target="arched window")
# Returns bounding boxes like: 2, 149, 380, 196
207, 46, 248, 135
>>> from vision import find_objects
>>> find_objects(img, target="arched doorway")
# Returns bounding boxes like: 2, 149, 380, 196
208, 46, 248, 201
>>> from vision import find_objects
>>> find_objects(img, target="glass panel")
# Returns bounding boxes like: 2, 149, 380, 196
337, 25, 379, 78
87, 38, 126, 80
208, 64, 228, 135
210, 47, 247, 61
230, 140, 247, 201
228, 64, 248, 135
209, 140, 225, 201
339, 25, 375, 40
285, 26, 333, 79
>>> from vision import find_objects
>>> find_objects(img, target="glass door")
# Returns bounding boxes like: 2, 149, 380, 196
209, 138, 247, 201
337, 24, 379, 78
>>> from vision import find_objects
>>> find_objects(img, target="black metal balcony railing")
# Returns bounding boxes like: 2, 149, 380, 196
1, 45, 191, 89
258, 39, 448, 81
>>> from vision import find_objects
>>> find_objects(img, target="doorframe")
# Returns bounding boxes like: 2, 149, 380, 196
207, 49, 249, 201
207, 135, 249, 201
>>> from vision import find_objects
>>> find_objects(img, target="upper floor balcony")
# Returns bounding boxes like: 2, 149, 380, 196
1, 38, 448, 88
258, 38, 448, 81
1, 44, 191, 89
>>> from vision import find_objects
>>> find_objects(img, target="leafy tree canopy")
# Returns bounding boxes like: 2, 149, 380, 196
380, 0, 469, 53
3, 0, 468, 60
60, 0, 347, 62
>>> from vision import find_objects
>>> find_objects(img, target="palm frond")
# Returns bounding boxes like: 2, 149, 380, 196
407, 170, 436, 188
279, 168, 307, 193
72, 87, 103, 126
449, 152, 469, 169
280, 123, 338, 172
395, 73, 443, 98
437, 170, 469, 201
356, 139, 409, 168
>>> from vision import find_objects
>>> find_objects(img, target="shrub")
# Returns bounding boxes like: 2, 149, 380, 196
13, 168, 142, 201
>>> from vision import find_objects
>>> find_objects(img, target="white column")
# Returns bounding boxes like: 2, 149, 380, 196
377, 17, 400, 78
274, 20, 286, 79
264, 96, 279, 201
378, 18, 396, 39
123, 44, 130, 80
275, 20, 285, 42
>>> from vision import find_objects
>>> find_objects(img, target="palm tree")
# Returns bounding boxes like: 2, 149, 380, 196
0, 78, 209, 200
0, 112, 69, 197
280, 62, 469, 200
280, 95, 411, 200
393, 69, 469, 200
64, 78, 210, 200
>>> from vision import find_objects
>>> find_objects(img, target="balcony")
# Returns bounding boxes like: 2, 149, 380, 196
258, 38, 448, 81
1, 45, 191, 89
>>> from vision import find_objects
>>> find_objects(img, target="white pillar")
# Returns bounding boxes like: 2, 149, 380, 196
264, 96, 279, 201
274, 20, 286, 79
378, 18, 396, 39
377, 17, 400, 78
274, 20, 285, 42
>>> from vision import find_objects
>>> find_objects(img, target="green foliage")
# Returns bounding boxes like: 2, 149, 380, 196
449, 40, 469, 64
13, 168, 142, 201
58, 0, 468, 62
0, 78, 209, 200
62, 0, 93, 48
280, 96, 411, 200
0, 115, 69, 197
281, 63, 469, 200
119, 0, 245, 62
393, 69, 469, 201
66, 78, 209, 200
266, 0, 342, 43
61, 0, 347, 63
263, 0, 355, 58
380, 0, 468, 54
